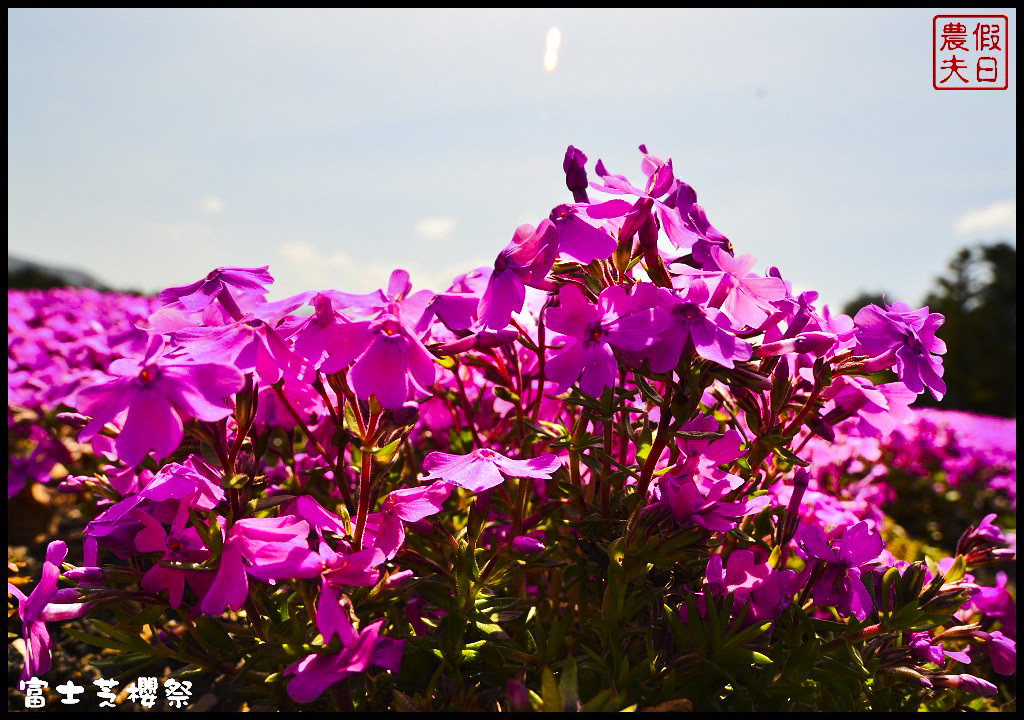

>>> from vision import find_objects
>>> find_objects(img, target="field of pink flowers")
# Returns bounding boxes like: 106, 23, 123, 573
7, 145, 1015, 712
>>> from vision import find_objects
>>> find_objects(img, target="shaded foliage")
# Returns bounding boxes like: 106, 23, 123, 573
918, 243, 1016, 417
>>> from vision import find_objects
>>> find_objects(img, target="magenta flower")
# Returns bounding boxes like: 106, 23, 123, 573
348, 314, 437, 409
908, 631, 971, 667
363, 481, 451, 560
172, 295, 313, 387
511, 535, 546, 555
290, 293, 373, 373
8, 541, 89, 682
320, 545, 387, 589
548, 202, 618, 264
659, 468, 768, 533
546, 283, 667, 396
312, 543, 386, 650
201, 516, 320, 616
589, 147, 691, 248
670, 180, 732, 262
699, 247, 789, 330
286, 620, 389, 704
158, 266, 274, 317
798, 521, 884, 621
421, 448, 561, 493
133, 505, 207, 609
979, 630, 1016, 675
854, 302, 946, 400
637, 279, 752, 372
705, 550, 798, 623
478, 220, 559, 329
74, 336, 245, 466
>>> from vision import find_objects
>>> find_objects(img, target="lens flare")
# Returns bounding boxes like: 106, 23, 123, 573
544, 26, 561, 73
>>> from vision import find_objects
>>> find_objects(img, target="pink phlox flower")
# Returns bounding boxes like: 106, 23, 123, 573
320, 543, 386, 589
308, 541, 386, 655
659, 463, 768, 532
797, 520, 884, 621
854, 302, 946, 400
589, 146, 693, 249
285, 620, 402, 704
932, 673, 998, 696
200, 516, 320, 616
171, 295, 313, 386
511, 535, 546, 555
478, 220, 559, 330
546, 283, 668, 396
563, 144, 590, 202
705, 549, 798, 623
288, 293, 372, 373
670, 179, 732, 261
976, 630, 1016, 675
821, 376, 917, 438
421, 448, 561, 493
8, 541, 89, 682
133, 503, 207, 608
287, 495, 351, 541
637, 279, 752, 371
158, 266, 275, 315
348, 313, 437, 409
140, 457, 226, 510
324, 269, 434, 331
754, 331, 837, 359
966, 571, 1015, 637
690, 247, 788, 330
908, 631, 971, 667
74, 335, 245, 467
362, 480, 451, 560
548, 202, 620, 264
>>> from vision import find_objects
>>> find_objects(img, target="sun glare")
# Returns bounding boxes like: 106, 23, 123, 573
544, 26, 561, 73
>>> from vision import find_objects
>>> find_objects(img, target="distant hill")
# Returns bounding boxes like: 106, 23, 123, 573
8, 255, 112, 291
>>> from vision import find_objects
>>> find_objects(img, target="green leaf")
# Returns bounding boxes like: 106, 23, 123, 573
64, 628, 131, 651
374, 438, 402, 464
126, 603, 166, 627
560, 656, 579, 711
773, 446, 809, 467
633, 374, 664, 405
944, 554, 966, 583
194, 616, 237, 654
541, 666, 562, 712
474, 621, 509, 639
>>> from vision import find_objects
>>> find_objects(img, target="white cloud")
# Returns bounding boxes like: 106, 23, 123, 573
150, 221, 216, 245
277, 241, 390, 294
954, 200, 1016, 237
414, 216, 456, 242
199, 195, 225, 215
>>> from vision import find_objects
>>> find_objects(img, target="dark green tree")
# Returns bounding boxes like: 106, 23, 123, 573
840, 291, 895, 319
917, 242, 1016, 417
841, 243, 1015, 417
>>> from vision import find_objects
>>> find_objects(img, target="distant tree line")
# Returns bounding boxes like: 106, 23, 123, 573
843, 242, 1016, 418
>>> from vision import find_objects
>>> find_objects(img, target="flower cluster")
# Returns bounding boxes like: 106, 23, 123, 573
7, 144, 1015, 712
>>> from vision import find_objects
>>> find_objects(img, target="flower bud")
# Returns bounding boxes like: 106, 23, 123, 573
511, 536, 545, 555
931, 673, 998, 696
506, 679, 533, 712
58, 475, 92, 494
55, 412, 89, 429
64, 566, 105, 583
562, 145, 589, 203
755, 331, 836, 358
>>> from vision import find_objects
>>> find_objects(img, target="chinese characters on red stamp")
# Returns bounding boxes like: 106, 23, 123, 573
934, 15, 1009, 90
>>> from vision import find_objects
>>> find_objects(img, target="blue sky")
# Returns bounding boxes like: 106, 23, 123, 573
7, 8, 1016, 312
